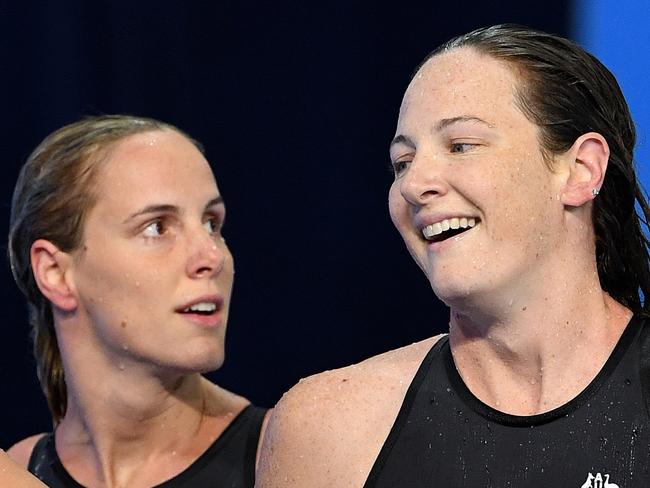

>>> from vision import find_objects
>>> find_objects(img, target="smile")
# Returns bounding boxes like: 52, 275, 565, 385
422, 217, 478, 242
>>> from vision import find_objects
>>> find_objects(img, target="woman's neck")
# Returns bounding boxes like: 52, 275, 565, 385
448, 276, 632, 416
54, 359, 246, 487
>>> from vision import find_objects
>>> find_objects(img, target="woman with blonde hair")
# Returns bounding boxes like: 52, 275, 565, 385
8, 115, 268, 487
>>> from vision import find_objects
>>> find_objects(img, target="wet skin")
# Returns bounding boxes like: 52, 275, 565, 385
68, 129, 234, 377
389, 48, 566, 314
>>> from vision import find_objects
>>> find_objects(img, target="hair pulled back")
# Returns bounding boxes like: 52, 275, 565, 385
9, 114, 198, 423
420, 24, 650, 314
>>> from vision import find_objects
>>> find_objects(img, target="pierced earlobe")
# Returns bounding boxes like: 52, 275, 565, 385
560, 132, 609, 207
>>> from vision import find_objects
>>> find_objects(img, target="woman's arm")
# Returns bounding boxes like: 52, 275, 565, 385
7, 433, 45, 467
0, 449, 47, 487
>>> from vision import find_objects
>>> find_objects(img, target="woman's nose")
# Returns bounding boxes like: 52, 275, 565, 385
186, 229, 227, 279
398, 155, 448, 206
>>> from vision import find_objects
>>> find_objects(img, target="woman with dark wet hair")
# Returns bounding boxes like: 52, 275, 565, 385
8, 115, 268, 487
257, 25, 650, 487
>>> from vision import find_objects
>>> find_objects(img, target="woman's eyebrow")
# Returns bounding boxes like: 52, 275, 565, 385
122, 197, 225, 224
389, 134, 416, 151
122, 204, 179, 224
204, 196, 224, 210
435, 115, 490, 131
390, 116, 492, 152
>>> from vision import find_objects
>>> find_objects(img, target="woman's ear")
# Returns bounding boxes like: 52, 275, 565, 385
560, 132, 609, 207
30, 239, 78, 312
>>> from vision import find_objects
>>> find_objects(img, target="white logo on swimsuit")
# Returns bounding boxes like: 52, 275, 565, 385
580, 472, 619, 488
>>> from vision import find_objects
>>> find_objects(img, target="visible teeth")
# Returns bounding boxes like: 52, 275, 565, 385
422, 222, 441, 238
184, 302, 216, 313
421, 217, 478, 240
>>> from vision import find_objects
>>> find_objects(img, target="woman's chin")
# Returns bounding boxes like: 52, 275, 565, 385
156, 345, 226, 376
187, 348, 225, 374
431, 281, 476, 307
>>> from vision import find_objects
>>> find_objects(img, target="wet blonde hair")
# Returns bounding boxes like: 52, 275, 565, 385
9, 114, 201, 424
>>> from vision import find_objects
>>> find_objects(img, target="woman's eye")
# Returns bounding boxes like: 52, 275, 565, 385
450, 142, 475, 154
204, 217, 220, 235
392, 160, 410, 176
142, 220, 165, 237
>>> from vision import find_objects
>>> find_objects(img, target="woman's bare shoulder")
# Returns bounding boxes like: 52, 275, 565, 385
6, 433, 47, 468
256, 334, 445, 487
275, 334, 442, 417
0, 449, 46, 487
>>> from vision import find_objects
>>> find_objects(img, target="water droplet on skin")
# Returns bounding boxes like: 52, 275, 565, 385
118, 363, 125, 371
122, 344, 129, 351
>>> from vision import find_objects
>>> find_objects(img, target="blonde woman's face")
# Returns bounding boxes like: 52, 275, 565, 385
69, 130, 234, 374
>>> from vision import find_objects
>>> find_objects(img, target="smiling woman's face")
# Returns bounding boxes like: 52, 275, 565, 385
68, 129, 234, 374
389, 48, 566, 309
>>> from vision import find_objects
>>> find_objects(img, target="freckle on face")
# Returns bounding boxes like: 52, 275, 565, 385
392, 49, 562, 306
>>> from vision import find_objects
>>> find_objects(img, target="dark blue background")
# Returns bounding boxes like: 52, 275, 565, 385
0, 1, 569, 447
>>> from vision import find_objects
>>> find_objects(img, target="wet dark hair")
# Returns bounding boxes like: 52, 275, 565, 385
418, 24, 650, 315
9, 114, 202, 424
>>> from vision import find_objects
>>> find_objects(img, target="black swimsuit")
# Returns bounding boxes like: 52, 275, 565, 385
364, 316, 650, 487
28, 404, 267, 488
